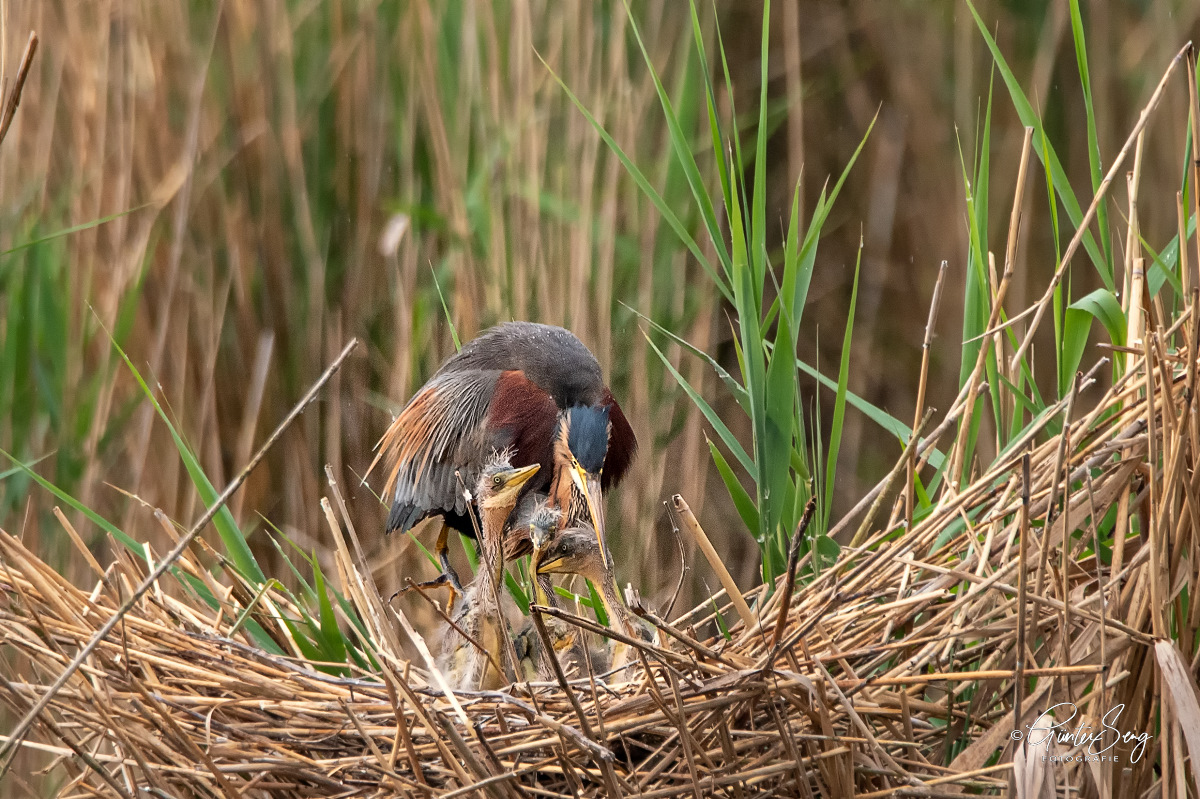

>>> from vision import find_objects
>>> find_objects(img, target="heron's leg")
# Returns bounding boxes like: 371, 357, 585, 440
395, 523, 468, 610
434, 522, 466, 596
395, 573, 464, 612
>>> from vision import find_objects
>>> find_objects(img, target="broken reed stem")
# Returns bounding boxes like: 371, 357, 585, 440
1035, 376, 1079, 599
905, 261, 947, 531
828, 377, 973, 543
1086, 472, 1109, 726
1014, 452, 1031, 742
1126, 133, 1147, 298
1145, 330, 1165, 641
0, 338, 360, 777
1059, 381, 1075, 677
1188, 47, 1200, 285
950, 126, 1033, 493
851, 408, 934, 549
1180, 193, 1192, 324
845, 665, 1103, 687
672, 494, 756, 631
662, 500, 690, 619
0, 31, 36, 147
770, 493, 817, 653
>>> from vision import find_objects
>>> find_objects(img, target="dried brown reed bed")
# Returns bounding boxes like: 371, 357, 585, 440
5, 329, 1200, 796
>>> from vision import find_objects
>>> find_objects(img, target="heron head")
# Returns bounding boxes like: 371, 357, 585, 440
477, 455, 540, 512
533, 524, 608, 584
556, 405, 610, 556
560, 405, 609, 471
529, 505, 563, 554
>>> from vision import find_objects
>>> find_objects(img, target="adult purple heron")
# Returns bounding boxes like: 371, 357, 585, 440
371, 322, 636, 597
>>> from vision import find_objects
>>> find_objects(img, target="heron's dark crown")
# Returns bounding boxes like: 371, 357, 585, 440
530, 505, 562, 549
563, 405, 609, 473
531, 505, 562, 533
476, 450, 516, 494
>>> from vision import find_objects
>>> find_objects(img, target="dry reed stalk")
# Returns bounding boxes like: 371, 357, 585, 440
902, 261, 947, 532
0, 30, 34, 146
671, 494, 756, 631
948, 126, 1034, 493
1002, 42, 1191, 367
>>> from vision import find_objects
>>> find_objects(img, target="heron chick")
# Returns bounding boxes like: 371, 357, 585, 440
437, 455, 538, 690
532, 523, 654, 677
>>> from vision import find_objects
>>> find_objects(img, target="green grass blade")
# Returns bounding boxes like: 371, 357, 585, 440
1148, 213, 1197, 298
1069, 288, 1126, 348
725, 154, 770, 549
708, 437, 760, 534
958, 81, 992, 388
631, 306, 750, 411
430, 264, 460, 351
763, 307, 797, 551
1140, 229, 1186, 298
1, 205, 152, 258
793, 360, 946, 470
1068, 0, 1114, 276
821, 242, 861, 528
0, 448, 142, 554
966, 0, 1111, 288
542, 51, 732, 304
750, 0, 771, 298
107, 332, 266, 585
312, 558, 349, 667
625, 0, 732, 289
713, 14, 744, 193
711, 596, 731, 640
689, 0, 734, 248
505, 570, 530, 616
644, 332, 753, 473
779, 184, 806, 347
0, 453, 53, 486
789, 114, 876, 336
587, 580, 609, 626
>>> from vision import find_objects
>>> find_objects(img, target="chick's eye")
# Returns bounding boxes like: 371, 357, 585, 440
493, 475, 503, 487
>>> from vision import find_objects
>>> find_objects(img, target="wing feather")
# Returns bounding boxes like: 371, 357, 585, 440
371, 370, 501, 533
372, 369, 560, 535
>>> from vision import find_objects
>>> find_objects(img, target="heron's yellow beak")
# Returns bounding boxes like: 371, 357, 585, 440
568, 457, 606, 565
530, 538, 553, 606
492, 463, 540, 504
535, 555, 569, 574
508, 463, 541, 487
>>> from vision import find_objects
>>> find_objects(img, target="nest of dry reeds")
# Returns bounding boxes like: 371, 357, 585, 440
4, 318, 1200, 798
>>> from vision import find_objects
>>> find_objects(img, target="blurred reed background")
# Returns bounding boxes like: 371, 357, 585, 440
0, 0, 1197, 610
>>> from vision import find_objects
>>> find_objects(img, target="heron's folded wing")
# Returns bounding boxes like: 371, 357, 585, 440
373, 369, 500, 533
373, 369, 558, 534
